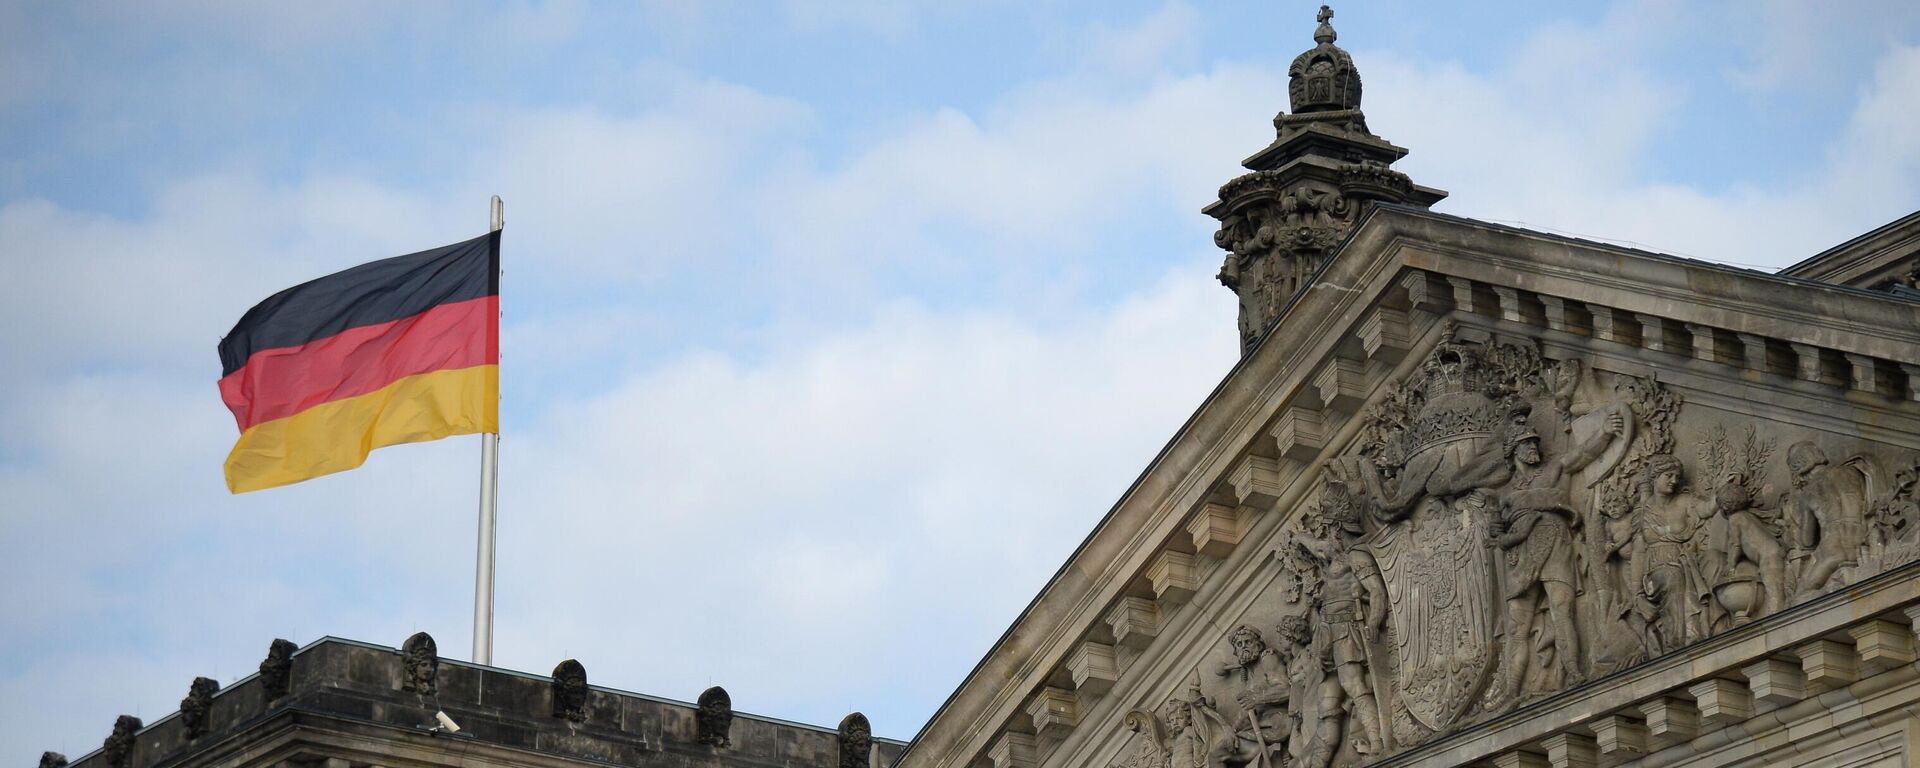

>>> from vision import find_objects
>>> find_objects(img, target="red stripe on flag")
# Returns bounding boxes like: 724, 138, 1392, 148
219, 295, 498, 431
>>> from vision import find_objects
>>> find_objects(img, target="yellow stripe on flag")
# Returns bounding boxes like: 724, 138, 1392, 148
224, 364, 498, 493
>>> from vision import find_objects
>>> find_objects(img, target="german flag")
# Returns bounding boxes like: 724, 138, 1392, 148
218, 232, 499, 493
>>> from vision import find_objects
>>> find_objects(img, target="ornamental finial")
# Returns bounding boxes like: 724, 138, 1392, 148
1314, 5, 1337, 44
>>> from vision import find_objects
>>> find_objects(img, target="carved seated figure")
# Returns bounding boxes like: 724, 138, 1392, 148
1713, 476, 1788, 623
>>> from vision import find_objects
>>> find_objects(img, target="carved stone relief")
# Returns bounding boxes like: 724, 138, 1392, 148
551, 659, 588, 722
259, 638, 296, 701
102, 715, 140, 768
1132, 323, 1920, 766
180, 676, 218, 740
696, 685, 733, 747
839, 712, 874, 768
401, 631, 438, 696
1214, 179, 1359, 352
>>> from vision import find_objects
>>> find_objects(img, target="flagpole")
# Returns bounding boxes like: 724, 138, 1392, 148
473, 195, 503, 665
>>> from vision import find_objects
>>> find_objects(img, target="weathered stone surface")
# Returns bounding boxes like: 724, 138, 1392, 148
58, 638, 906, 768
400, 631, 438, 695
696, 685, 732, 747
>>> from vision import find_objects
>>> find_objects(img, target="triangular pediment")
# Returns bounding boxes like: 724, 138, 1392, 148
900, 207, 1920, 768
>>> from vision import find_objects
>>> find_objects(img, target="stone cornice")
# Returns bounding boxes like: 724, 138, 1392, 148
1778, 208, 1920, 287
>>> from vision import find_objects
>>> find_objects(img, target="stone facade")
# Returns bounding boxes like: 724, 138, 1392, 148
899, 9, 1920, 768
54, 636, 903, 768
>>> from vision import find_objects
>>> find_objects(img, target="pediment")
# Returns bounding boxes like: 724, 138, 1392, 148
900, 207, 1920, 768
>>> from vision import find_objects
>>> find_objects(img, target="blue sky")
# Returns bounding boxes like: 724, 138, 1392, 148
4, 0, 1920, 759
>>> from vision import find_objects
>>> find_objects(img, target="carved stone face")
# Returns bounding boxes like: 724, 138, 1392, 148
1788, 442, 1826, 476
1515, 439, 1543, 466
1656, 467, 1681, 496
1228, 627, 1266, 666
1162, 701, 1191, 731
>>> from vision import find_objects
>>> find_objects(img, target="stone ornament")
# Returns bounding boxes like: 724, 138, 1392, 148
102, 715, 141, 768
39, 752, 67, 768
838, 712, 873, 768
259, 638, 296, 701
401, 631, 438, 696
551, 659, 588, 722
696, 685, 733, 747
1205, 5, 1444, 355
1288, 6, 1361, 113
180, 676, 219, 740
1149, 324, 1920, 765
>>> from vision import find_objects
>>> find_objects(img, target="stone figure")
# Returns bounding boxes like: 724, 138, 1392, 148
401, 632, 438, 696
1787, 442, 1868, 598
39, 752, 67, 768
838, 712, 873, 768
1712, 476, 1788, 624
551, 659, 589, 722
180, 676, 219, 739
102, 715, 141, 768
260, 638, 296, 701
1487, 408, 1625, 702
1293, 481, 1388, 758
696, 685, 733, 747
1204, 623, 1297, 767
1631, 455, 1716, 649
1159, 685, 1212, 768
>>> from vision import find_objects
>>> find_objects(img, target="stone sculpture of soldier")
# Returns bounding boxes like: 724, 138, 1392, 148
1486, 408, 1624, 702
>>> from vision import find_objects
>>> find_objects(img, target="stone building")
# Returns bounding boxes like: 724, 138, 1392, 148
899, 9, 1920, 768
43, 8, 1920, 768
40, 635, 904, 768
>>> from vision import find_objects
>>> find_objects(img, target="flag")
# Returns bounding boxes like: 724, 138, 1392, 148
218, 232, 499, 493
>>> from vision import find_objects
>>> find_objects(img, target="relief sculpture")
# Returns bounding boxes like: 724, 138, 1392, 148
1152, 322, 1920, 765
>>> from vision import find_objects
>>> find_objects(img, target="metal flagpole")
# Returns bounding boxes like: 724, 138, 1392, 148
473, 195, 504, 665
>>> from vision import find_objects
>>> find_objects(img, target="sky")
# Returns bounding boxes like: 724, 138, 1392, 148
3, 0, 1920, 759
